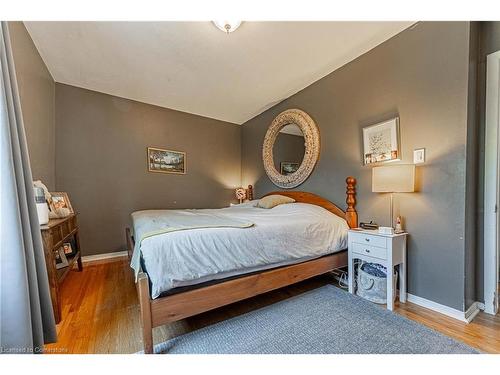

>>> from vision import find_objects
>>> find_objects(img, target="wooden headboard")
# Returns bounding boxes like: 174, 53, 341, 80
258, 176, 358, 228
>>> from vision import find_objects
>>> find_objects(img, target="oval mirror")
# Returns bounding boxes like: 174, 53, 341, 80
263, 109, 320, 188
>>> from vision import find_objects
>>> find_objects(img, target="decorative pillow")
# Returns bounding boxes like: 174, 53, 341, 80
257, 194, 295, 209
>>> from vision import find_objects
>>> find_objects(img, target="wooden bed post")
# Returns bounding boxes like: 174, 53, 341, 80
126, 228, 154, 354
247, 184, 254, 201
345, 177, 358, 228
137, 272, 154, 354
125, 228, 134, 260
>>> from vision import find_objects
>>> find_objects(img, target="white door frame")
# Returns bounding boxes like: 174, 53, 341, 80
484, 50, 500, 315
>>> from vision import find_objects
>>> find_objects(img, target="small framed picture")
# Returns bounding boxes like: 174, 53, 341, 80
50, 192, 74, 214
280, 161, 299, 175
147, 147, 186, 174
362, 117, 401, 165
413, 148, 425, 164
55, 248, 69, 269
62, 241, 75, 256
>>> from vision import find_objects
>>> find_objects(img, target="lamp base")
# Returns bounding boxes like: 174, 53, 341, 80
389, 192, 394, 228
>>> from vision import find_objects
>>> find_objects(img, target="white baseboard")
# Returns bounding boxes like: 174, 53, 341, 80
406, 293, 476, 323
81, 251, 128, 263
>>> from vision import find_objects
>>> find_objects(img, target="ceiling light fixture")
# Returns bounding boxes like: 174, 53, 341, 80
213, 20, 242, 34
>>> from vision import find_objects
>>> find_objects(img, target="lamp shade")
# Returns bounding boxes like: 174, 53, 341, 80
372, 165, 415, 193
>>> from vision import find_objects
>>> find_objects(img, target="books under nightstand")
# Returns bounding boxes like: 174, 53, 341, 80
347, 228, 408, 311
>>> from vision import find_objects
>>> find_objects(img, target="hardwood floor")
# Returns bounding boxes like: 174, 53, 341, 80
45, 258, 500, 354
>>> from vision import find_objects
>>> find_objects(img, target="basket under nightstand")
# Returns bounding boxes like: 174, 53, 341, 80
347, 228, 408, 311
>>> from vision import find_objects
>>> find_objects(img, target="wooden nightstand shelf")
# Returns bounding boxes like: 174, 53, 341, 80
347, 229, 408, 311
40, 214, 83, 323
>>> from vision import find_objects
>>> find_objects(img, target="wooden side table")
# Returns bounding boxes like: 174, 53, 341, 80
40, 214, 83, 323
347, 229, 408, 311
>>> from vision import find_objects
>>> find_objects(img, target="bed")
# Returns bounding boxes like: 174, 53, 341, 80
126, 177, 357, 353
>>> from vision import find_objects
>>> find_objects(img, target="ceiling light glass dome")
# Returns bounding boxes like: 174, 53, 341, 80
213, 20, 242, 34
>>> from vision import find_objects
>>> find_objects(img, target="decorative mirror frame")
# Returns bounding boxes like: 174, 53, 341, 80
262, 109, 320, 188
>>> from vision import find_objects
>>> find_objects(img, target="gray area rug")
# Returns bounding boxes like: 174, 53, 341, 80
153, 285, 479, 354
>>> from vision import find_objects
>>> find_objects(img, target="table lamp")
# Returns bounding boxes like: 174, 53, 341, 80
235, 187, 247, 204
372, 165, 415, 229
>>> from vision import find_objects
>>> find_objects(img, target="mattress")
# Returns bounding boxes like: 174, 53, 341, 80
131, 201, 349, 299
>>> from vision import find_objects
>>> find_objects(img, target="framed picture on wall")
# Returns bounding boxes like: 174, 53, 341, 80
280, 161, 299, 175
147, 147, 186, 174
362, 117, 401, 165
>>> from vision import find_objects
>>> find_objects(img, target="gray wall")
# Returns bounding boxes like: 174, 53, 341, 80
55, 84, 241, 256
464, 22, 479, 311
242, 22, 473, 311
475, 22, 500, 302
9, 22, 56, 190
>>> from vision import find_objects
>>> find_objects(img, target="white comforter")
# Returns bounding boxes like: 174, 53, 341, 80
132, 202, 348, 298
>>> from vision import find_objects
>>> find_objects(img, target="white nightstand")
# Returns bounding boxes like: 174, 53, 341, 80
347, 229, 408, 311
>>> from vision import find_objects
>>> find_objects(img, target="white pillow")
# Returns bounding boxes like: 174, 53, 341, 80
257, 194, 295, 209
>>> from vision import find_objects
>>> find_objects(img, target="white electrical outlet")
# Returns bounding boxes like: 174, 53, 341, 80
414, 148, 425, 164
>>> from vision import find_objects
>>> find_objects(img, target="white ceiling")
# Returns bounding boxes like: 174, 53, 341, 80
25, 21, 413, 124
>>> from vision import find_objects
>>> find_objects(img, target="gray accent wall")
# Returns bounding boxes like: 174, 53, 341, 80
55, 84, 241, 256
9, 22, 56, 190
242, 22, 474, 311
464, 22, 480, 311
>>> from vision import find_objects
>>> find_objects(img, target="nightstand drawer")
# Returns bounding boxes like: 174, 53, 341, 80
349, 232, 386, 248
351, 243, 387, 260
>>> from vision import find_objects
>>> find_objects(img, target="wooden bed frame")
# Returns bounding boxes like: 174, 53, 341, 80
125, 177, 357, 353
